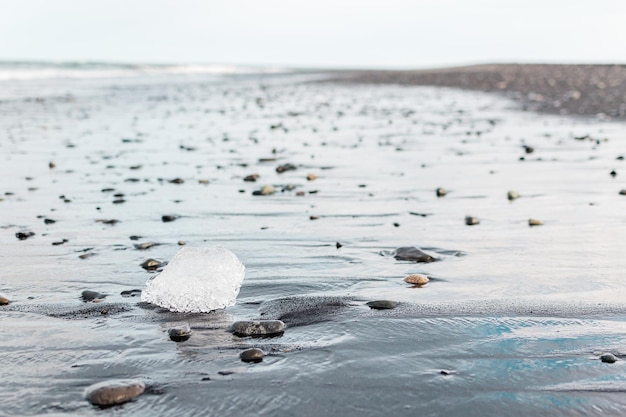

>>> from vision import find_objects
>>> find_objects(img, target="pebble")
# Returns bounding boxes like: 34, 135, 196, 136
404, 274, 429, 285
162, 215, 178, 222
44, 218, 56, 224
84, 379, 145, 406
240, 348, 264, 363
393, 247, 437, 263
244, 174, 260, 182
198, 179, 210, 185
230, 320, 285, 337
619, 190, 626, 196
336, 241, 343, 249
276, 163, 296, 173
140, 258, 164, 271
169, 178, 184, 184
436, 187, 447, 197
96, 219, 120, 225
440, 369, 457, 375
296, 191, 305, 196
168, 327, 191, 342
178, 240, 186, 246
134, 242, 157, 250
528, 218, 544, 226
465, 216, 480, 226
16, 231, 35, 240
81, 290, 106, 302
52, 238, 69, 246
600, 353, 618, 363
0, 296, 10, 305
507, 190, 520, 201
252, 185, 275, 196
120, 289, 142, 297
306, 173, 317, 181
310, 215, 319, 220
610, 170, 617, 177
366, 300, 398, 310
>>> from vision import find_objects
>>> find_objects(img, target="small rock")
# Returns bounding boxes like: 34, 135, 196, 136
162, 215, 178, 222
81, 290, 107, 302
129, 235, 142, 240
0, 296, 10, 305
134, 242, 157, 250
49, 161, 56, 169
393, 247, 437, 263
306, 173, 317, 181
120, 289, 142, 298
78, 252, 96, 260
252, 185, 275, 196
524, 145, 534, 154
244, 174, 260, 182
366, 300, 398, 310
619, 190, 626, 196
610, 170, 617, 177
440, 369, 457, 375
507, 191, 520, 201
600, 353, 618, 363
276, 163, 296, 173
44, 218, 56, 224
84, 379, 145, 406
240, 348, 264, 363
16, 231, 35, 240
140, 258, 164, 271
465, 216, 479, 226
178, 240, 186, 246
169, 178, 184, 184
230, 320, 285, 337
198, 179, 210, 185
528, 218, 544, 226
168, 327, 191, 342
310, 215, 319, 220
404, 274, 429, 285
112, 199, 125, 204
336, 242, 343, 249
436, 187, 447, 197
52, 239, 69, 246
96, 219, 120, 225
296, 191, 305, 196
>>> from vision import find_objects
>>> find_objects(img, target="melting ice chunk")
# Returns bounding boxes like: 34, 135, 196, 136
141, 246, 245, 313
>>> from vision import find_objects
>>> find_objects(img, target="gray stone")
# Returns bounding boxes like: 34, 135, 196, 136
393, 247, 437, 263
240, 348, 264, 363
84, 379, 145, 406
600, 353, 618, 363
168, 327, 191, 342
81, 290, 106, 302
230, 320, 285, 337
465, 216, 480, 226
366, 300, 398, 310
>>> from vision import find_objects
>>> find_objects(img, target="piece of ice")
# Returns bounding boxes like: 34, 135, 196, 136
141, 246, 245, 313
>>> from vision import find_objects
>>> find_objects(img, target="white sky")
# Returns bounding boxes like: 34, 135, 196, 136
1, 0, 625, 68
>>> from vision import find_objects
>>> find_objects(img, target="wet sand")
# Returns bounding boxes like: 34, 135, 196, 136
1, 70, 626, 416
335, 64, 626, 119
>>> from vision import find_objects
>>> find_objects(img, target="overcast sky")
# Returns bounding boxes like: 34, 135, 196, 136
1, 0, 625, 68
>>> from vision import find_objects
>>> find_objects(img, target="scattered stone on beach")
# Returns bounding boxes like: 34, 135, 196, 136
96, 219, 120, 225
528, 218, 544, 226
523, 145, 534, 154
336, 241, 343, 249
366, 300, 398, 310
52, 238, 69, 246
296, 191, 305, 196
243, 174, 260, 182
44, 218, 56, 224
198, 179, 210, 185
230, 320, 285, 337
134, 242, 158, 250
0, 295, 11, 305
600, 353, 618, 363
168, 327, 191, 342
404, 274, 430, 286
252, 185, 275, 196
49, 161, 56, 169
129, 235, 142, 241
16, 231, 35, 240
276, 163, 296, 173
393, 247, 437, 263
141, 246, 245, 313
436, 187, 447, 197
465, 216, 480, 226
169, 178, 184, 184
178, 240, 186, 246
120, 289, 142, 297
240, 348, 264, 363
310, 215, 319, 220
306, 173, 317, 181
610, 170, 617, 178
84, 379, 145, 406
78, 252, 96, 260
81, 290, 107, 302
440, 369, 457, 376
112, 199, 125, 204
140, 258, 164, 271
619, 190, 626, 196
162, 215, 178, 222
507, 190, 520, 201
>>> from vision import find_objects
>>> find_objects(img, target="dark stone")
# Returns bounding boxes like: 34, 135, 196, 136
140, 259, 164, 271
120, 289, 142, 298
276, 163, 296, 173
134, 242, 157, 250
81, 290, 107, 302
610, 170, 617, 177
366, 300, 398, 310
465, 216, 480, 226
230, 320, 285, 337
244, 174, 260, 182
600, 353, 618, 363
169, 178, 184, 184
95, 219, 120, 225
436, 187, 447, 197
168, 328, 191, 342
393, 247, 437, 263
336, 242, 343, 249
44, 218, 56, 224
161, 215, 178, 222
16, 231, 35, 240
84, 379, 145, 406
240, 348, 264, 363
52, 239, 68, 246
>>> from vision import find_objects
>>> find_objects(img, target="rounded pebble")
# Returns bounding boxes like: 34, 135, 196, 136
436, 187, 447, 197
366, 300, 398, 310
404, 274, 429, 285
230, 320, 285, 337
600, 353, 618, 363
619, 190, 626, 196
0, 296, 10, 305
507, 190, 520, 201
528, 218, 544, 226
240, 348, 264, 363
465, 216, 480, 226
168, 327, 191, 342
140, 258, 164, 271
81, 290, 106, 302
84, 379, 145, 406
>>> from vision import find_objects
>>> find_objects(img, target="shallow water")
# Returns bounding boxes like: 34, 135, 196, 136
1, 70, 626, 416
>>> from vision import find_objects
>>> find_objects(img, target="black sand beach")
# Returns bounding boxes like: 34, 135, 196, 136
1, 64, 626, 416
337, 64, 626, 119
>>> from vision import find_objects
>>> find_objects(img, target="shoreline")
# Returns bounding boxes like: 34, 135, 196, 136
330, 64, 626, 119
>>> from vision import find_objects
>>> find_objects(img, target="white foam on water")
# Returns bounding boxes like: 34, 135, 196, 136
141, 246, 245, 313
